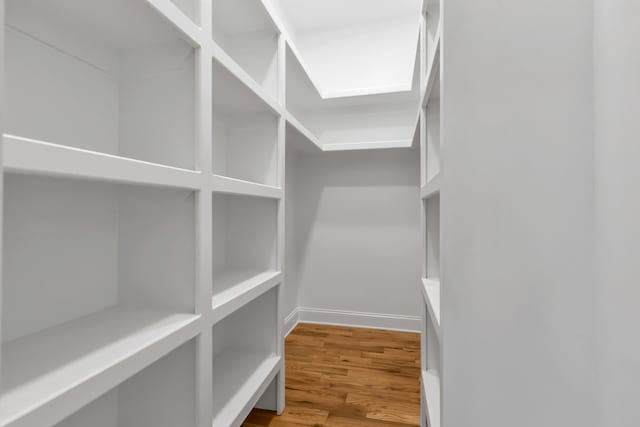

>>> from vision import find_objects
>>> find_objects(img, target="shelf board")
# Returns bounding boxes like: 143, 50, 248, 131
421, 29, 441, 108
0, 307, 201, 427
421, 278, 441, 335
322, 139, 413, 151
421, 173, 441, 199
212, 40, 282, 117
146, 0, 202, 47
212, 174, 282, 199
285, 112, 323, 151
212, 269, 282, 324
212, 351, 281, 427
3, 134, 201, 190
421, 369, 441, 427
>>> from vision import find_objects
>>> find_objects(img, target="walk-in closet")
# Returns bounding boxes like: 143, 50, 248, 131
2, 0, 639, 426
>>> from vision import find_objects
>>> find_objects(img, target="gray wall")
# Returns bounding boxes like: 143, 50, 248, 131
442, 0, 597, 426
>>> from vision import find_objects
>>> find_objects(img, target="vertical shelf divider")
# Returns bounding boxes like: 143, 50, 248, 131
196, 1, 214, 426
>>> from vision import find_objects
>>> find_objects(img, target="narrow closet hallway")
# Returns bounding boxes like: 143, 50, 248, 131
2, 0, 640, 426
243, 324, 421, 427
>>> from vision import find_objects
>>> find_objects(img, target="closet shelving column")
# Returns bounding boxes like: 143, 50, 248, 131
419, 0, 442, 426
210, 0, 285, 425
1, 0, 205, 426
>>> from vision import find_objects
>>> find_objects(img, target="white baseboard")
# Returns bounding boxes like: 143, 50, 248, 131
284, 306, 421, 336
284, 308, 301, 337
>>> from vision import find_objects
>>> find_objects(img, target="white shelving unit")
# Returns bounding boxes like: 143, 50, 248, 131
212, 58, 279, 187
419, 0, 443, 426
4, 0, 197, 170
1, 0, 432, 425
212, 0, 279, 100
1, 0, 286, 426
212, 193, 279, 323
55, 339, 198, 427
212, 288, 281, 427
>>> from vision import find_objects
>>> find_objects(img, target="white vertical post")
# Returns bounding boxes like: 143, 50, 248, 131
275, 31, 287, 415
0, 0, 5, 393
196, 1, 213, 426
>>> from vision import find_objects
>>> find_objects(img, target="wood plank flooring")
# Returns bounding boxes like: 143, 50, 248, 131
242, 323, 421, 427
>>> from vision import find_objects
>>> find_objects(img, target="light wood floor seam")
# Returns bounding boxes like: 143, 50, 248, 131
242, 323, 421, 427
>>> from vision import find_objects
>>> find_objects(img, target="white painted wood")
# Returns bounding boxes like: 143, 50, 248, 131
425, 196, 440, 280
5, 0, 197, 169
0, 307, 200, 427
421, 278, 440, 335
212, 0, 279, 99
212, 174, 282, 199
0, 0, 4, 393
213, 57, 280, 186
3, 175, 196, 341
284, 112, 322, 151
212, 193, 278, 283
212, 270, 282, 324
422, 370, 440, 427
212, 288, 279, 426
56, 340, 197, 427
211, 352, 281, 427
421, 30, 440, 107
424, 0, 440, 79
194, 1, 214, 425
274, 34, 287, 413
421, 172, 441, 200
3, 134, 201, 189
425, 82, 441, 182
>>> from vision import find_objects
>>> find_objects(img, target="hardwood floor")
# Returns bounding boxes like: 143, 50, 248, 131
242, 323, 421, 427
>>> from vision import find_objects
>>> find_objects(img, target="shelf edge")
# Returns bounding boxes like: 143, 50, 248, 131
212, 271, 283, 325
421, 30, 441, 108
1, 309, 202, 427
211, 175, 282, 199
3, 134, 201, 190
211, 41, 283, 117
421, 173, 441, 199
421, 277, 441, 336
212, 355, 282, 427
421, 369, 441, 427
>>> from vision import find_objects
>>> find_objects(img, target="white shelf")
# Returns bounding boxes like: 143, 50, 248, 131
425, 196, 441, 279
0, 307, 200, 427
5, 0, 197, 170
285, 112, 323, 151
211, 351, 281, 427
146, 0, 202, 45
4, 134, 201, 189
421, 278, 441, 335
212, 269, 282, 324
421, 369, 441, 427
212, 42, 282, 116
213, 55, 280, 186
421, 173, 441, 200
212, 193, 277, 286
422, 30, 441, 107
212, 0, 280, 99
322, 139, 413, 151
212, 174, 282, 199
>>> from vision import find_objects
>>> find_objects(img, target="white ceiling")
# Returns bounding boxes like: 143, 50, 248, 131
266, 0, 422, 99
277, 0, 421, 31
